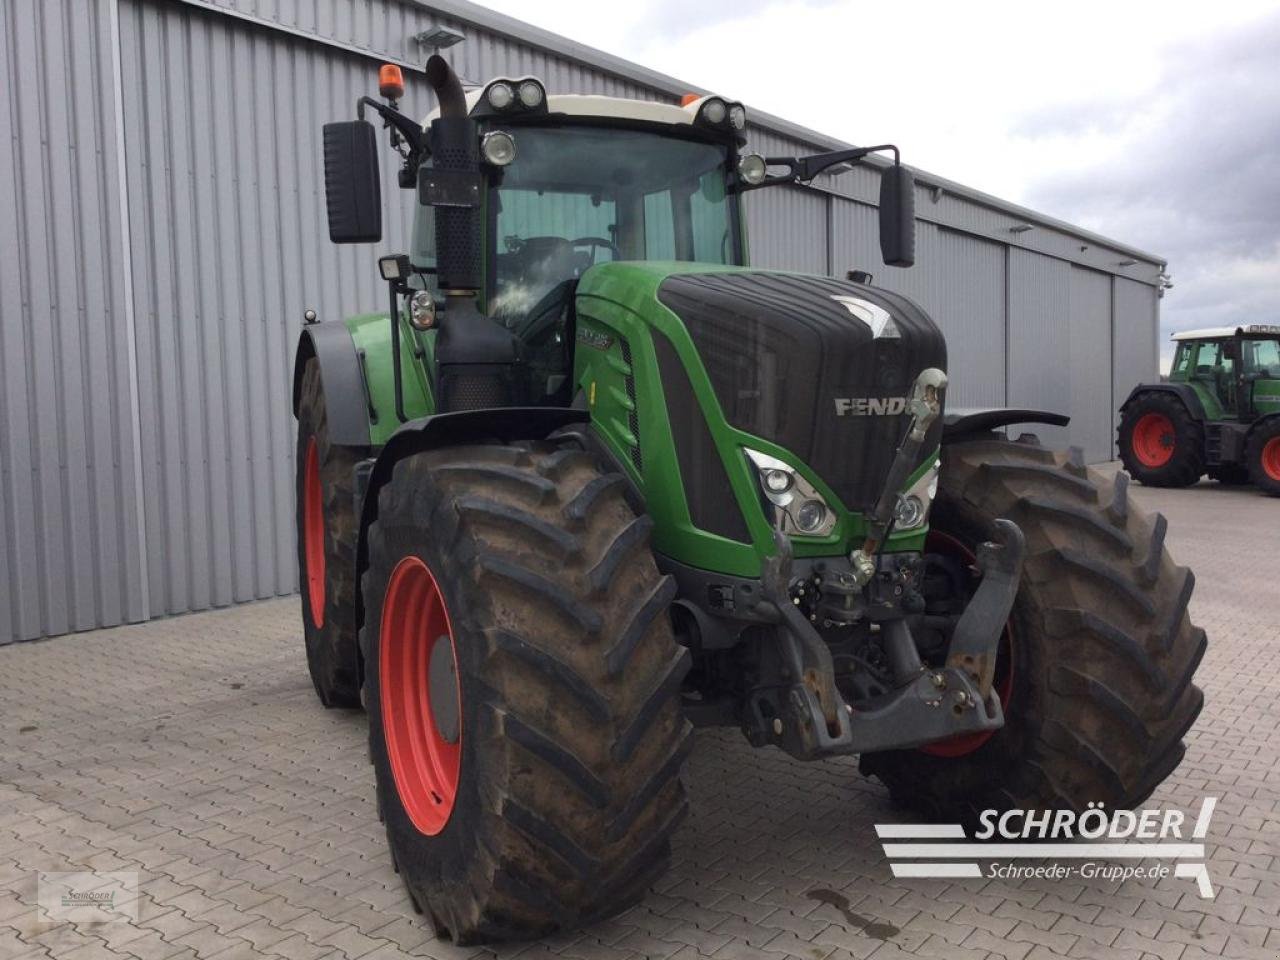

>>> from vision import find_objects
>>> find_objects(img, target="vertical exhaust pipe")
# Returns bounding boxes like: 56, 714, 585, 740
422, 55, 524, 410
424, 55, 481, 297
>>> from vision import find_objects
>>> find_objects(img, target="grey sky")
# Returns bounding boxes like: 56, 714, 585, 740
478, 0, 1280, 368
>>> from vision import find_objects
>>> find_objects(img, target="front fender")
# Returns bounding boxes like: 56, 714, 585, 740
292, 323, 372, 447
942, 407, 1070, 444
354, 407, 590, 623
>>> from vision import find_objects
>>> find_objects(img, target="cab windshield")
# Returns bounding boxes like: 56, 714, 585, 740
484, 125, 738, 326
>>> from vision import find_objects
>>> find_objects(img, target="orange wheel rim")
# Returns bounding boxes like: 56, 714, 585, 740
1263, 437, 1280, 482
380, 556, 462, 836
303, 438, 326, 627
1132, 413, 1175, 468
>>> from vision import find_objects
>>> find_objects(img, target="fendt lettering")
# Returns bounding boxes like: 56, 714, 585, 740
834, 396, 909, 416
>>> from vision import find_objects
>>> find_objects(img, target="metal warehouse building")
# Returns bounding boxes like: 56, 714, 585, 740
0, 0, 1167, 644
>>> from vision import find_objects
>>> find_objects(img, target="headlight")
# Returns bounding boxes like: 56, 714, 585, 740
744, 448, 837, 537
409, 291, 435, 330
701, 97, 727, 124
795, 500, 828, 533
762, 468, 793, 494
894, 458, 941, 530
517, 80, 544, 108
893, 495, 925, 529
481, 131, 517, 166
728, 104, 747, 129
487, 82, 514, 110
738, 153, 767, 185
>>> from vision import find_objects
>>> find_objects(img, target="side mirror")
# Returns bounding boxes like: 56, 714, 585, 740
322, 120, 382, 243
878, 164, 915, 267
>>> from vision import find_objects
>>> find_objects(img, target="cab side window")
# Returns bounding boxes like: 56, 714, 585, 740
1246, 339, 1280, 376
1170, 343, 1192, 377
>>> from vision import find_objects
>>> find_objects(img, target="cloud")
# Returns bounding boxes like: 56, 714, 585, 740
477, 0, 1280, 365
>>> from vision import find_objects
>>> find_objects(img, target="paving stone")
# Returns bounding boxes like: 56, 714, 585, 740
1, 476, 1276, 960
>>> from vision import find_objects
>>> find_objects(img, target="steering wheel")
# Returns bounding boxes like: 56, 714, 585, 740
571, 236, 618, 267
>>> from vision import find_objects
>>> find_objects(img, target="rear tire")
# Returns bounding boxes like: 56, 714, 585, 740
1245, 419, 1280, 496
362, 443, 691, 944
861, 440, 1206, 823
295, 357, 363, 708
1118, 392, 1204, 487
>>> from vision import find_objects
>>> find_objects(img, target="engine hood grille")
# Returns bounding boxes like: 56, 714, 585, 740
657, 271, 947, 512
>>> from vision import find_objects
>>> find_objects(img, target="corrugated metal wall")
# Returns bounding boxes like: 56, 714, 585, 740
0, 0, 1163, 643
0, 0, 149, 642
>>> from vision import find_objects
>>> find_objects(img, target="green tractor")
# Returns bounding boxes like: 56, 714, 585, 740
294, 57, 1205, 943
1119, 325, 1280, 495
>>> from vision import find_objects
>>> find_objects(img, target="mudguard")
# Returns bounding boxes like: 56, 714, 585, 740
292, 323, 372, 447
354, 407, 590, 618
1119, 383, 1207, 421
942, 407, 1070, 443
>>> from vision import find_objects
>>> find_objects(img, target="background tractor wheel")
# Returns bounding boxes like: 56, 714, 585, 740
1245, 419, 1280, 496
861, 440, 1205, 824
361, 443, 692, 944
1118, 392, 1205, 487
295, 357, 363, 708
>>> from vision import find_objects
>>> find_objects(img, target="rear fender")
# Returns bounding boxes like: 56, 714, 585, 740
1119, 384, 1207, 421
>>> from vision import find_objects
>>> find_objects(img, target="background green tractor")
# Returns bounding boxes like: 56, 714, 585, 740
292, 57, 1206, 943
1119, 326, 1280, 495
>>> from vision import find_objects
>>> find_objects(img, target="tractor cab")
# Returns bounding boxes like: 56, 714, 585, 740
322, 58, 915, 416
1169, 325, 1280, 421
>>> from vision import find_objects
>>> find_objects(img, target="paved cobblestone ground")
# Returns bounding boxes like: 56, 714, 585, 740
2, 468, 1277, 960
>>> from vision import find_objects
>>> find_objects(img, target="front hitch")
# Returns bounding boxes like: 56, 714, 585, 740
944, 518, 1025, 700
753, 521, 1024, 761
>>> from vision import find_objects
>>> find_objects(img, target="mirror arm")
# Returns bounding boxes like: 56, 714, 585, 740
740, 144, 901, 192
357, 96, 429, 169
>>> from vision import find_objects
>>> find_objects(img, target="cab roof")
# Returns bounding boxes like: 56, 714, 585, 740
424, 90, 721, 129
1172, 324, 1280, 341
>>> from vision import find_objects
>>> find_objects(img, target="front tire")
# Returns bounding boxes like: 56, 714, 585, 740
861, 440, 1206, 823
295, 357, 363, 708
1118, 392, 1205, 487
362, 443, 691, 944
1245, 418, 1280, 496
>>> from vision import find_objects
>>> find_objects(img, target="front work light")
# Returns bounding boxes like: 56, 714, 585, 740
481, 131, 517, 166
738, 154, 767, 185
487, 82, 514, 110
518, 80, 544, 108
729, 104, 747, 129
378, 254, 410, 282
701, 97, 727, 124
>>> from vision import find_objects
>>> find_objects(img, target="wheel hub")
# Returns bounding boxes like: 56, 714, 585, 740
1132, 413, 1175, 468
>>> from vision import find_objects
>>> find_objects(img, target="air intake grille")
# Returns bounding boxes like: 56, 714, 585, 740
620, 337, 643, 473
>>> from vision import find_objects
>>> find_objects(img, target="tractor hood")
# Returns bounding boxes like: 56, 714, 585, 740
579, 263, 947, 513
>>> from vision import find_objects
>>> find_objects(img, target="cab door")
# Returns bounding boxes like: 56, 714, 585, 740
1188, 339, 1238, 418
1243, 337, 1280, 419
